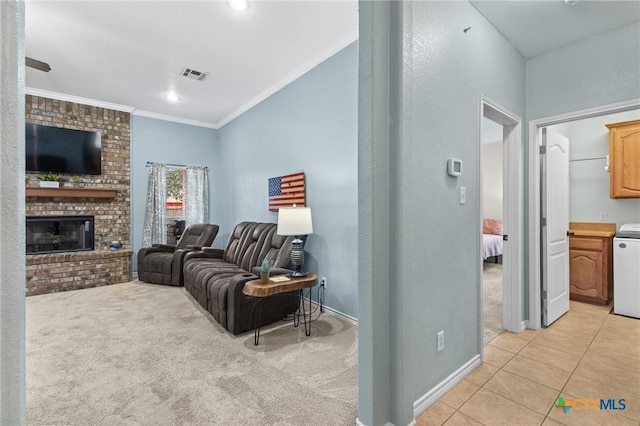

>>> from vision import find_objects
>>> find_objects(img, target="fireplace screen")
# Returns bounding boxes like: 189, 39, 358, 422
26, 216, 94, 254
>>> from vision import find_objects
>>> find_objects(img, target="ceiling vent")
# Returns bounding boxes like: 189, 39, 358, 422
180, 67, 209, 81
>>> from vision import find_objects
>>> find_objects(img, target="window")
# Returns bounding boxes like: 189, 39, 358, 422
166, 168, 186, 220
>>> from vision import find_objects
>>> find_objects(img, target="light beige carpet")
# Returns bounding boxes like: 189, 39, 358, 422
483, 262, 503, 345
27, 280, 358, 425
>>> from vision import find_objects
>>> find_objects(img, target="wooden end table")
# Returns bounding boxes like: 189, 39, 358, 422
243, 274, 318, 345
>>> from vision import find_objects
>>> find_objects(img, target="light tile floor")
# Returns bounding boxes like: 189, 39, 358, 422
417, 301, 640, 426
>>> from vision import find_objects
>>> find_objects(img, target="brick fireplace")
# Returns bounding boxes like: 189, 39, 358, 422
25, 95, 131, 295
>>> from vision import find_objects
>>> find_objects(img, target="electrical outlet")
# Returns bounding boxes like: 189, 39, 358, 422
599, 212, 608, 221
437, 330, 444, 352
320, 277, 327, 288
459, 187, 466, 205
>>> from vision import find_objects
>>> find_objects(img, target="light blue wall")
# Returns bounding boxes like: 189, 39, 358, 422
526, 22, 640, 121
552, 110, 640, 228
359, 2, 525, 424
130, 116, 217, 271
215, 42, 359, 319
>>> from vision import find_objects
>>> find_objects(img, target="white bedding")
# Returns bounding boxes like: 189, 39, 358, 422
483, 234, 503, 260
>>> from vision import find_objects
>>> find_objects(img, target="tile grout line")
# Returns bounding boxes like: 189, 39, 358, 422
491, 337, 559, 425
542, 307, 612, 425
429, 304, 633, 426
456, 337, 547, 425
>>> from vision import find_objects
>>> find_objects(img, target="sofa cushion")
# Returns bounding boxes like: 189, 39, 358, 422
236, 223, 273, 271
222, 222, 257, 265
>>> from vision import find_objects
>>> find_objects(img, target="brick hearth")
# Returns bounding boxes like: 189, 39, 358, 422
25, 95, 131, 295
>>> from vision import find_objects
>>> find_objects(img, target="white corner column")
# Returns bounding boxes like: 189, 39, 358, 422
0, 1, 26, 423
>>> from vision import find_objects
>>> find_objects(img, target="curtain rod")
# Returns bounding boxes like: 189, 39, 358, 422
146, 161, 208, 169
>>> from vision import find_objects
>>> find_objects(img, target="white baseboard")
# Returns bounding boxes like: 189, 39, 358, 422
521, 320, 528, 332
413, 354, 482, 418
303, 297, 358, 326
356, 419, 415, 426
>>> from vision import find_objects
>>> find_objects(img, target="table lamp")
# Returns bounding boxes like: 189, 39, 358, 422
277, 206, 313, 277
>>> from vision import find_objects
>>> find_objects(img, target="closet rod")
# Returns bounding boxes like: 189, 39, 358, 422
569, 157, 606, 162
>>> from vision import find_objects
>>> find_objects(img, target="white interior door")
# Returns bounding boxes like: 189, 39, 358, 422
541, 127, 570, 326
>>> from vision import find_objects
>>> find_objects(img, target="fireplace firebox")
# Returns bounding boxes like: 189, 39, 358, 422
26, 216, 94, 254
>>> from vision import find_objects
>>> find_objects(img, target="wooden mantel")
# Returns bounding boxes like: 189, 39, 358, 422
26, 187, 117, 199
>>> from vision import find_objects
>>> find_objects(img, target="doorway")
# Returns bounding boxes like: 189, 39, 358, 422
481, 117, 504, 344
528, 99, 640, 329
479, 97, 523, 357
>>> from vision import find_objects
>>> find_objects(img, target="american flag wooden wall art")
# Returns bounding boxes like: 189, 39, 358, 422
268, 172, 306, 212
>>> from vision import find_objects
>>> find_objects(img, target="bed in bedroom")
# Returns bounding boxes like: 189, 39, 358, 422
483, 219, 503, 263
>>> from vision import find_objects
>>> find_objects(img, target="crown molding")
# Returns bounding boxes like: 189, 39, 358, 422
214, 36, 358, 129
28, 37, 357, 131
132, 110, 218, 129
25, 87, 135, 113
25, 87, 218, 129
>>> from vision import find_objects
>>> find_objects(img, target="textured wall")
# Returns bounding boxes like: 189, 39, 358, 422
358, 2, 526, 424
0, 0, 26, 422
25, 95, 132, 294
357, 2, 395, 424
526, 22, 640, 121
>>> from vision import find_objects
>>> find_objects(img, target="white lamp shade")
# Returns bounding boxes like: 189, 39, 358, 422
277, 207, 313, 236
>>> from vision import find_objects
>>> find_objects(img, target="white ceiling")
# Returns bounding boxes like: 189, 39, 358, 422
24, 1, 639, 129
469, 0, 640, 59
24, 0, 358, 128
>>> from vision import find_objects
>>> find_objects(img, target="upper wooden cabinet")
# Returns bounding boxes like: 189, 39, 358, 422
607, 119, 640, 199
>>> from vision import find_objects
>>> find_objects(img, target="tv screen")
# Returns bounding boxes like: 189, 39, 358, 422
25, 123, 102, 175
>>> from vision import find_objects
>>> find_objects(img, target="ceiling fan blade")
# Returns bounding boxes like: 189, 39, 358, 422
25, 57, 51, 72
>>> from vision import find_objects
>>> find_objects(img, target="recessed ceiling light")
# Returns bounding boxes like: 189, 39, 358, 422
227, 0, 250, 12
165, 92, 180, 103
564, 0, 578, 5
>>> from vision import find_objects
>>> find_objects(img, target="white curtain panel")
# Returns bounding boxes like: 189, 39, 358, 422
185, 166, 209, 228
142, 163, 167, 247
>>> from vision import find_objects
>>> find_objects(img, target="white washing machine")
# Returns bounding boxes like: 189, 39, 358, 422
614, 223, 640, 319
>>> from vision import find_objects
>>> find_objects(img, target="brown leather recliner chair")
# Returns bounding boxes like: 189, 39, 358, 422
137, 223, 219, 286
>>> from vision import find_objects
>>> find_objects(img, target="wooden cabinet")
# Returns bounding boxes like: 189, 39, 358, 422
607, 119, 640, 199
569, 235, 613, 305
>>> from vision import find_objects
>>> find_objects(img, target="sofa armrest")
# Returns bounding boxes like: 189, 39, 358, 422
185, 244, 202, 250
183, 248, 224, 264
151, 243, 176, 251
250, 266, 293, 277
171, 247, 202, 286
202, 247, 225, 258
226, 273, 260, 335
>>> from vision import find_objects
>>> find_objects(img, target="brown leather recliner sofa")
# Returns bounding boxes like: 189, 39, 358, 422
183, 221, 297, 335
137, 223, 220, 286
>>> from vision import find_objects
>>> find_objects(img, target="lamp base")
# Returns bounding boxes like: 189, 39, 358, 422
290, 237, 308, 278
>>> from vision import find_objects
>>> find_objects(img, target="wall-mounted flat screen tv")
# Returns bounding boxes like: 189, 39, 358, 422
25, 123, 102, 175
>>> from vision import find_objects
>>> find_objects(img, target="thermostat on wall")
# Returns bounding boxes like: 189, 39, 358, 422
447, 158, 463, 176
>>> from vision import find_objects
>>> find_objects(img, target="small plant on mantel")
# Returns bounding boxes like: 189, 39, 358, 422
71, 175, 83, 186
37, 173, 61, 182
37, 173, 61, 188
